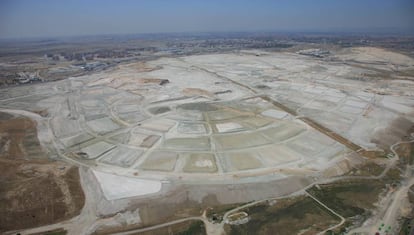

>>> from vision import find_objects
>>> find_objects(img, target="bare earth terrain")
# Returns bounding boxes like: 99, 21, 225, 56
1, 38, 414, 235
0, 112, 84, 233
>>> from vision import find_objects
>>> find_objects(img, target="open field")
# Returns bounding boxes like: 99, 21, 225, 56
0, 113, 84, 233
307, 179, 389, 234
224, 196, 340, 235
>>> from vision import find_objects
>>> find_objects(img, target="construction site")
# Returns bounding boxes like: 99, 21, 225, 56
1, 46, 414, 235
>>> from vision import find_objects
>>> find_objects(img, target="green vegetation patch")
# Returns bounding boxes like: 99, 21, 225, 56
307, 180, 385, 218
399, 218, 414, 235
396, 142, 414, 165
225, 196, 339, 235
346, 162, 385, 177
206, 202, 246, 223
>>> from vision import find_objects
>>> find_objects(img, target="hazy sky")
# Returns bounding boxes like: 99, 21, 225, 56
1, 0, 413, 39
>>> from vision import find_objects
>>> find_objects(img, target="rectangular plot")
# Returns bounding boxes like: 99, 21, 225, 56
314, 144, 346, 162
51, 116, 82, 138
338, 105, 364, 115
345, 99, 367, 108
172, 111, 204, 121
224, 152, 263, 171
215, 122, 244, 133
207, 110, 244, 121
163, 137, 210, 151
286, 131, 335, 157
86, 117, 120, 134
140, 135, 161, 148
261, 109, 289, 120
178, 122, 207, 134
99, 146, 142, 167
139, 151, 178, 171
261, 123, 306, 142
258, 145, 301, 166
141, 119, 175, 132
182, 153, 218, 173
214, 132, 270, 150
116, 104, 141, 113
240, 116, 274, 128
60, 132, 94, 147
118, 111, 147, 123
81, 141, 115, 159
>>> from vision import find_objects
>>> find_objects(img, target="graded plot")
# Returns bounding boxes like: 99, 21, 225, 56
354, 91, 374, 102
286, 130, 335, 157
177, 102, 219, 112
314, 144, 346, 162
84, 113, 108, 121
139, 151, 178, 171
261, 122, 306, 142
324, 88, 346, 98
308, 129, 337, 146
338, 105, 364, 115
93, 170, 162, 200
305, 100, 337, 110
304, 86, 326, 95
36, 96, 65, 110
306, 145, 348, 170
127, 131, 160, 148
81, 105, 107, 119
108, 132, 130, 144
214, 122, 244, 133
141, 119, 175, 132
51, 116, 82, 138
214, 132, 271, 150
299, 107, 326, 116
240, 116, 274, 128
381, 96, 414, 114
96, 88, 121, 102
60, 132, 94, 147
323, 94, 344, 103
80, 99, 104, 108
98, 146, 143, 167
0, 95, 50, 110
207, 109, 247, 121
182, 153, 218, 173
344, 99, 368, 108
148, 106, 171, 115
283, 92, 316, 104
86, 117, 121, 134
172, 110, 205, 121
223, 152, 263, 172
115, 104, 141, 113
163, 137, 210, 151
273, 97, 302, 111
117, 111, 147, 123
80, 141, 115, 159
219, 100, 267, 112
140, 135, 161, 148
258, 145, 302, 166
261, 109, 289, 120
315, 112, 354, 133
177, 122, 207, 134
